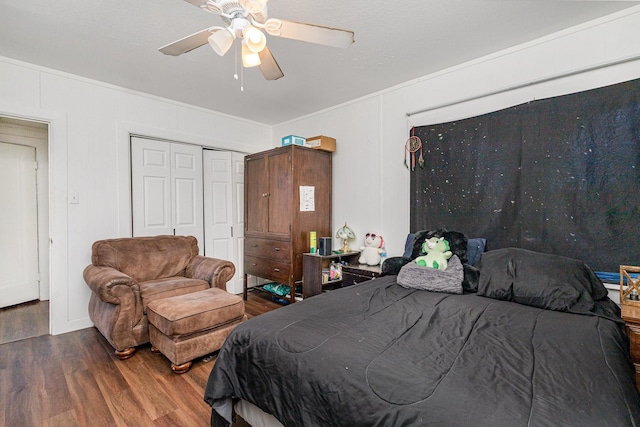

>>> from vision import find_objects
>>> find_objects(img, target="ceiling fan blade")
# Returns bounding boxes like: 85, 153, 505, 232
265, 19, 354, 48
258, 46, 284, 80
159, 27, 222, 56
183, 0, 207, 7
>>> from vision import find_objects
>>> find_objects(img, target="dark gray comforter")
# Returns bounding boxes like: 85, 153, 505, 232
205, 275, 640, 426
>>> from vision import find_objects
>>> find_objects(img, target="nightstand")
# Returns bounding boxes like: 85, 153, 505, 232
341, 264, 383, 287
620, 304, 640, 391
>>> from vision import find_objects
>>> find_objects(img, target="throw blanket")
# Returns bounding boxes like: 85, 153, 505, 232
397, 255, 463, 294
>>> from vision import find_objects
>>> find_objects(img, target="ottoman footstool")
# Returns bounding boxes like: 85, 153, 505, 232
147, 287, 246, 373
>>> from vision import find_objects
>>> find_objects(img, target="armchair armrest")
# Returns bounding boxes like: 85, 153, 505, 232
186, 256, 236, 291
83, 265, 140, 306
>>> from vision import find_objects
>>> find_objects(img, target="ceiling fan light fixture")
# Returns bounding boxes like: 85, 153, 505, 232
242, 43, 261, 67
243, 25, 266, 53
240, 0, 267, 14
208, 28, 236, 56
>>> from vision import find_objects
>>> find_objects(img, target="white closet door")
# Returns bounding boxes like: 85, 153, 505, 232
131, 137, 172, 236
171, 143, 203, 244
230, 152, 245, 294
203, 150, 233, 260
0, 142, 39, 308
202, 150, 245, 294
131, 137, 203, 251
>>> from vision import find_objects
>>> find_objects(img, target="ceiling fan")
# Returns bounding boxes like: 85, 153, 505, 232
159, 0, 355, 81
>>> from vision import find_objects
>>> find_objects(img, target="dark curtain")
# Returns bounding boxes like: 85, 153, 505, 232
410, 78, 640, 272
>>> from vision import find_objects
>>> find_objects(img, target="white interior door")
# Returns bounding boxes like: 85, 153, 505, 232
203, 150, 245, 294
131, 136, 203, 251
0, 142, 39, 308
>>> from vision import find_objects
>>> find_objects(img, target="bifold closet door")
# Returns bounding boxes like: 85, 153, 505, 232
131, 137, 203, 249
203, 150, 245, 294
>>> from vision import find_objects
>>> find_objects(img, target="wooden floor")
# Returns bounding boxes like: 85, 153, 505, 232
0, 291, 281, 427
0, 300, 49, 345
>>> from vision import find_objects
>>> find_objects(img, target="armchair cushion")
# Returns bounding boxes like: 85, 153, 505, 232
91, 235, 199, 282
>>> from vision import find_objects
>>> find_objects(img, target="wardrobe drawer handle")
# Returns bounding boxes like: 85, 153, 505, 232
273, 268, 280, 272
274, 247, 280, 251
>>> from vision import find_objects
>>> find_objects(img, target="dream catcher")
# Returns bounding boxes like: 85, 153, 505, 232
404, 127, 424, 171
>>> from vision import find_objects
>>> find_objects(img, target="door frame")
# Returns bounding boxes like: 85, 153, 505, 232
0, 104, 68, 336
0, 129, 48, 304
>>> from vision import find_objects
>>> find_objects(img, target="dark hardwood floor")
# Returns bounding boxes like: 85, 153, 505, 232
0, 291, 282, 427
0, 300, 49, 345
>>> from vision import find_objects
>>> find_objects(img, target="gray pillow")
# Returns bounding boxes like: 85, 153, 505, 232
397, 255, 464, 294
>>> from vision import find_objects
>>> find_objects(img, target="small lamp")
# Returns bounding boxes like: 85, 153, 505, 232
336, 222, 356, 253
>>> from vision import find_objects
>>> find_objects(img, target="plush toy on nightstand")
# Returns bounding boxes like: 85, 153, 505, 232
415, 236, 453, 270
359, 233, 384, 266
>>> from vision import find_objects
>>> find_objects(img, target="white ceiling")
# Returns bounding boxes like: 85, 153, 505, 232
0, 1, 638, 125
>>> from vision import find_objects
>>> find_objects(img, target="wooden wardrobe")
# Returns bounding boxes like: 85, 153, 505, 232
243, 145, 332, 302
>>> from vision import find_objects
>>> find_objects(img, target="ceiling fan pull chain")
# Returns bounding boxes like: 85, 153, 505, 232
240, 55, 245, 92
234, 42, 239, 80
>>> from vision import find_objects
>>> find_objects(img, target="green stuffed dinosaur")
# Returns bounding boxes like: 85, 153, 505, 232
415, 236, 453, 270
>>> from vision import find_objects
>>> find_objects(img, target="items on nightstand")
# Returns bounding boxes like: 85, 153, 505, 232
619, 265, 640, 391
310, 231, 317, 253
302, 251, 360, 298
318, 237, 332, 256
359, 232, 384, 266
620, 265, 640, 305
336, 222, 356, 253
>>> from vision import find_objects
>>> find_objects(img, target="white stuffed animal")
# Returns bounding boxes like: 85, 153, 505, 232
359, 233, 384, 266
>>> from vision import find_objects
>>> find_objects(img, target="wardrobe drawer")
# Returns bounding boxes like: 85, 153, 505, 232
245, 255, 291, 283
244, 238, 290, 261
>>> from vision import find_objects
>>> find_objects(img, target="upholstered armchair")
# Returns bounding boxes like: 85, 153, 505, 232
83, 235, 235, 359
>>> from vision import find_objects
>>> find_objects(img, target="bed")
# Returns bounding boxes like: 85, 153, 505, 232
204, 246, 640, 426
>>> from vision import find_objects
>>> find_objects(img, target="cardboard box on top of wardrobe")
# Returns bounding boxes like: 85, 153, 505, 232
306, 135, 336, 152
281, 135, 306, 146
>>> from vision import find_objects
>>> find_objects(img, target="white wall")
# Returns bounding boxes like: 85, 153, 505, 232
0, 58, 272, 335
273, 6, 640, 259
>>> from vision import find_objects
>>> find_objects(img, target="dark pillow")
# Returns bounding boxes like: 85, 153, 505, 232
402, 233, 417, 259
466, 238, 486, 266
477, 247, 608, 312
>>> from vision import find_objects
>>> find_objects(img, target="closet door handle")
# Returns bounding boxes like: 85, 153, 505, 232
274, 247, 280, 251
273, 268, 280, 272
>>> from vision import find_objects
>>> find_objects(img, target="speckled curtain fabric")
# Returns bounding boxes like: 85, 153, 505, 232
410, 78, 640, 272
